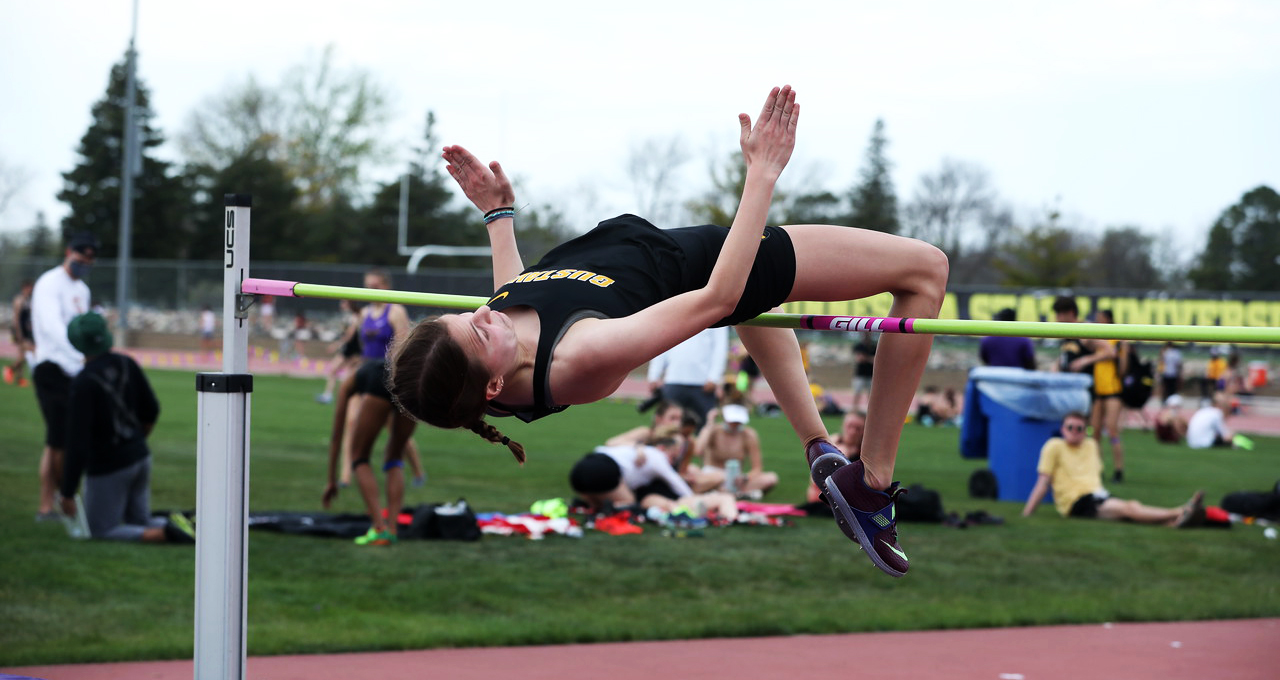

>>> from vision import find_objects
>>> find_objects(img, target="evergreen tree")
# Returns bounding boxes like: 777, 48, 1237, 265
356, 112, 479, 267
1087, 226, 1163, 289
185, 139, 307, 262
27, 212, 60, 259
57, 51, 192, 259
995, 210, 1090, 287
1188, 185, 1280, 291
847, 119, 900, 234
1236, 194, 1280, 292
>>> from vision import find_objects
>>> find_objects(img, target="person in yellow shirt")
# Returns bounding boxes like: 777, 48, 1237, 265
1066, 309, 1127, 482
1205, 346, 1229, 394
1022, 412, 1204, 526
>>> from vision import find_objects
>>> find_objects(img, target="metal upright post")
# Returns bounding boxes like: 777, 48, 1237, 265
193, 194, 253, 680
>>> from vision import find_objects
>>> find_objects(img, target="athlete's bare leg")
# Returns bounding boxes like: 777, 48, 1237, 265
781, 224, 948, 490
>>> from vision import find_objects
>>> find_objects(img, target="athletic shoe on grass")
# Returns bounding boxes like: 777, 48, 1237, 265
1175, 490, 1207, 528
166, 512, 197, 543
354, 528, 397, 546
824, 458, 910, 578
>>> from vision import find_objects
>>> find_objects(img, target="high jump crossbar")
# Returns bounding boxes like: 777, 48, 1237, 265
241, 277, 1280, 345
197, 196, 1278, 680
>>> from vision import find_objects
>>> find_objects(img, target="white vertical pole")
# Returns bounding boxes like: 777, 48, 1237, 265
194, 194, 253, 680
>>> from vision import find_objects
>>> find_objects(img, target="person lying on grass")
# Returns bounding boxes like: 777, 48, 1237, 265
569, 428, 739, 523
1022, 411, 1205, 526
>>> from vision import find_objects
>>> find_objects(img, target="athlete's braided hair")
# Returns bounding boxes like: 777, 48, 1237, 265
388, 316, 526, 463
468, 420, 526, 464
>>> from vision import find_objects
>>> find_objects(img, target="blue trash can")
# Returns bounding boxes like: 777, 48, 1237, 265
959, 367, 1093, 502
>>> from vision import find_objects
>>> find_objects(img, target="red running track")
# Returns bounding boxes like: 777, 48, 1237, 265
7, 618, 1277, 680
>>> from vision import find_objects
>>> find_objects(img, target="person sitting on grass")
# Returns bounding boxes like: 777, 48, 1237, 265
624, 416, 727, 495
806, 410, 865, 506
1154, 394, 1189, 444
1186, 393, 1240, 450
570, 432, 738, 522
606, 400, 686, 447
1022, 411, 1205, 527
389, 85, 949, 577
916, 385, 961, 426
58, 312, 195, 543
697, 403, 779, 499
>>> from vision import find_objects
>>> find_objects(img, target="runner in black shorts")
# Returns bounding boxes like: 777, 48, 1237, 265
5, 279, 34, 386
322, 272, 421, 547
317, 300, 364, 404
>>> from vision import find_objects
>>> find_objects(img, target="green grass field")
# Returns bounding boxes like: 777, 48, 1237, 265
1, 364, 1277, 666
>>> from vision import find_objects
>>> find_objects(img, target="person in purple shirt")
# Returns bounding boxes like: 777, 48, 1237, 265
979, 308, 1037, 370
321, 268, 422, 546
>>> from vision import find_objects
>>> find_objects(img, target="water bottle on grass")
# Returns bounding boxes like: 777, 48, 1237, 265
725, 459, 741, 496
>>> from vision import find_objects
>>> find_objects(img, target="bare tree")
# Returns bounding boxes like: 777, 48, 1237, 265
903, 158, 997, 256
282, 45, 392, 207
949, 202, 1016, 285
626, 136, 690, 226
179, 75, 284, 170
180, 45, 392, 209
0, 154, 32, 220
1087, 226, 1164, 289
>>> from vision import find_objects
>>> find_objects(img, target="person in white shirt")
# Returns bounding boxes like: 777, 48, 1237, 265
1159, 342, 1183, 401
29, 231, 98, 521
646, 327, 729, 431
569, 431, 738, 521
1186, 394, 1234, 449
199, 305, 217, 356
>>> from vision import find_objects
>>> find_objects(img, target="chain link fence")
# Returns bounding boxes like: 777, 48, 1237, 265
1, 257, 493, 339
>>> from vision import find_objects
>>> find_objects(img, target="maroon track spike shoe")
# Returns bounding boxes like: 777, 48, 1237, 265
806, 438, 852, 489
805, 438, 859, 545
824, 459, 909, 577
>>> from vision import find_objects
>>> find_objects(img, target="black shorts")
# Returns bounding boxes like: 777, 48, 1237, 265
341, 334, 362, 359
1068, 493, 1105, 518
634, 478, 681, 502
569, 452, 622, 495
33, 361, 72, 449
665, 224, 797, 326
352, 359, 392, 401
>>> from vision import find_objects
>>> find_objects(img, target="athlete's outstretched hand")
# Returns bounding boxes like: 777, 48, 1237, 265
737, 85, 799, 180
442, 145, 516, 215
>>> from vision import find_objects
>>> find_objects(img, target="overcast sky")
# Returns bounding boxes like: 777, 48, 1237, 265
2, 0, 1277, 258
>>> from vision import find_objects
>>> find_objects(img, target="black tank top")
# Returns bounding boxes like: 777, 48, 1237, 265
486, 214, 795, 422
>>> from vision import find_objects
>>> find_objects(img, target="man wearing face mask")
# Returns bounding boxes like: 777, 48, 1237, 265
30, 231, 98, 521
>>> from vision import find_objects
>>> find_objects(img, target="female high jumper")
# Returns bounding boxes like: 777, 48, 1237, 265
388, 85, 948, 576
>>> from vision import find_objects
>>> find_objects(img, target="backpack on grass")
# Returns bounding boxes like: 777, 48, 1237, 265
896, 484, 945, 523
1120, 344, 1155, 409
404, 499, 481, 541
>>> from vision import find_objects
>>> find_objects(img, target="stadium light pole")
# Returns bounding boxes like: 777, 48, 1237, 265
115, 0, 140, 346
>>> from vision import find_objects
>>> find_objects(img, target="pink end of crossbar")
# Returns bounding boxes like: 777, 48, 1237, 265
241, 278, 299, 298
